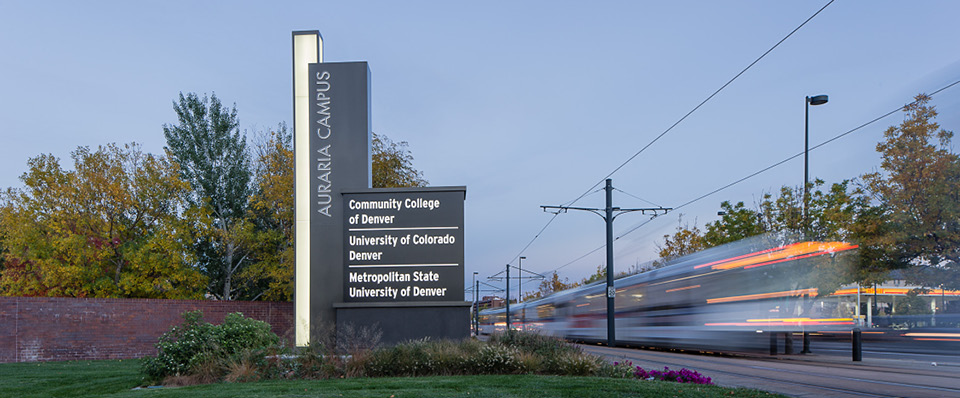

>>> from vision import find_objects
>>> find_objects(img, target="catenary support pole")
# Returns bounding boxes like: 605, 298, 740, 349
540, 179, 669, 348
605, 179, 616, 347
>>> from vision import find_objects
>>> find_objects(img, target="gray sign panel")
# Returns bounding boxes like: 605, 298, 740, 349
309, 62, 371, 325
342, 188, 465, 303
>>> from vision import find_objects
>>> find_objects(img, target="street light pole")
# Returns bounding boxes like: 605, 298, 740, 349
519, 256, 526, 329
472, 271, 479, 335
803, 94, 828, 355
505, 264, 511, 331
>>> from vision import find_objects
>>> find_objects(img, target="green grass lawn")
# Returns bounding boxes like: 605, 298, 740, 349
0, 360, 785, 398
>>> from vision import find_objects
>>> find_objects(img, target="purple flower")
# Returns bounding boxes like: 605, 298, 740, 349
633, 366, 713, 385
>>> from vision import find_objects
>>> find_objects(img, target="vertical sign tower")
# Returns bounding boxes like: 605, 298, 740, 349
293, 31, 321, 346
293, 31, 468, 346
293, 31, 372, 345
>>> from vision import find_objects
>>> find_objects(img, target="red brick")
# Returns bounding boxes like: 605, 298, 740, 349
0, 297, 293, 362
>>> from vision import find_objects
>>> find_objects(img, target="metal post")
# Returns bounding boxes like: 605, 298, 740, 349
505, 264, 511, 332
519, 256, 525, 329
770, 332, 777, 355
784, 333, 794, 355
856, 284, 861, 326
802, 331, 812, 354
804, 96, 810, 236
605, 179, 616, 347
474, 273, 479, 335
852, 328, 862, 361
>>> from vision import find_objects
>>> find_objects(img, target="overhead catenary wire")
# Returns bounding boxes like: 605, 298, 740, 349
502, 189, 604, 266
544, 79, 960, 276
495, 0, 835, 273
614, 188, 664, 208
568, 0, 836, 205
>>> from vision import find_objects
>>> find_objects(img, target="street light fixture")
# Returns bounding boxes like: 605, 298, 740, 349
804, 94, 828, 236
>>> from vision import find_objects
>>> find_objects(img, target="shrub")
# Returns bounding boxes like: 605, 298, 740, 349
598, 360, 639, 379
469, 344, 522, 374
141, 311, 217, 381
489, 330, 580, 357
217, 313, 279, 356
550, 351, 603, 376
143, 324, 718, 387
140, 310, 279, 383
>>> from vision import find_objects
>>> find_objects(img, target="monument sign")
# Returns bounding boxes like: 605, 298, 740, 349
293, 31, 469, 345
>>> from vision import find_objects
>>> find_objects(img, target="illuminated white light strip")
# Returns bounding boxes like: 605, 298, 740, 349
294, 31, 321, 347
348, 226, 459, 232
348, 263, 460, 268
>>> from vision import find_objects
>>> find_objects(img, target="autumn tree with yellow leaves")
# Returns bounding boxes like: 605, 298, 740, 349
0, 144, 206, 298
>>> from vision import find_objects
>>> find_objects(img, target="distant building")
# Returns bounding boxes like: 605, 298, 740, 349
829, 271, 959, 328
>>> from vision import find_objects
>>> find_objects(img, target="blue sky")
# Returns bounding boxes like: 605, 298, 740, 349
2, 1, 959, 298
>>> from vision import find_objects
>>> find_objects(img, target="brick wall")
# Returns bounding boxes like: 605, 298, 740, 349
0, 296, 293, 363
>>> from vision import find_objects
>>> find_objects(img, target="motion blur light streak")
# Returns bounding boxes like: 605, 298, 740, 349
831, 288, 960, 296
693, 246, 784, 269
912, 338, 960, 342
903, 333, 960, 338
705, 318, 854, 327
666, 285, 701, 293
707, 288, 819, 304
699, 242, 857, 271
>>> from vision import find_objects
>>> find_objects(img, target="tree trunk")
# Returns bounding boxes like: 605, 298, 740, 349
223, 240, 234, 300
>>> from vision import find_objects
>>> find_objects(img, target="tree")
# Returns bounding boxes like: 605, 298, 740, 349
0, 144, 206, 298
862, 94, 960, 290
240, 124, 295, 301
704, 202, 765, 247
163, 92, 253, 300
894, 288, 932, 315
372, 132, 428, 188
528, 271, 579, 300
581, 265, 607, 285
656, 215, 707, 265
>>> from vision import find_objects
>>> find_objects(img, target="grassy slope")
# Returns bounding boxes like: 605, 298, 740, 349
0, 360, 785, 398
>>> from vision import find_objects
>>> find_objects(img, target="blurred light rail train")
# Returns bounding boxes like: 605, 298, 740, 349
479, 236, 859, 353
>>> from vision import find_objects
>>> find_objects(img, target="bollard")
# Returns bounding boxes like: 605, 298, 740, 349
784, 332, 794, 355
801, 331, 811, 354
852, 328, 862, 362
769, 332, 777, 355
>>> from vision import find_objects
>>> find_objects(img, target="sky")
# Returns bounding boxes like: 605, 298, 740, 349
2, 1, 960, 300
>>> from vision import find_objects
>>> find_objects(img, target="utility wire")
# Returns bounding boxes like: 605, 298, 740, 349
571, 0, 836, 205
495, 0, 835, 274
502, 189, 604, 266
671, 79, 960, 214
545, 79, 960, 276
614, 188, 664, 208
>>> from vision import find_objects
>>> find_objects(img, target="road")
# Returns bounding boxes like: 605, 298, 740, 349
581, 342, 960, 398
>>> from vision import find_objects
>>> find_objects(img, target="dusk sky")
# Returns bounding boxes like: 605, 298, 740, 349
2, 1, 959, 299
